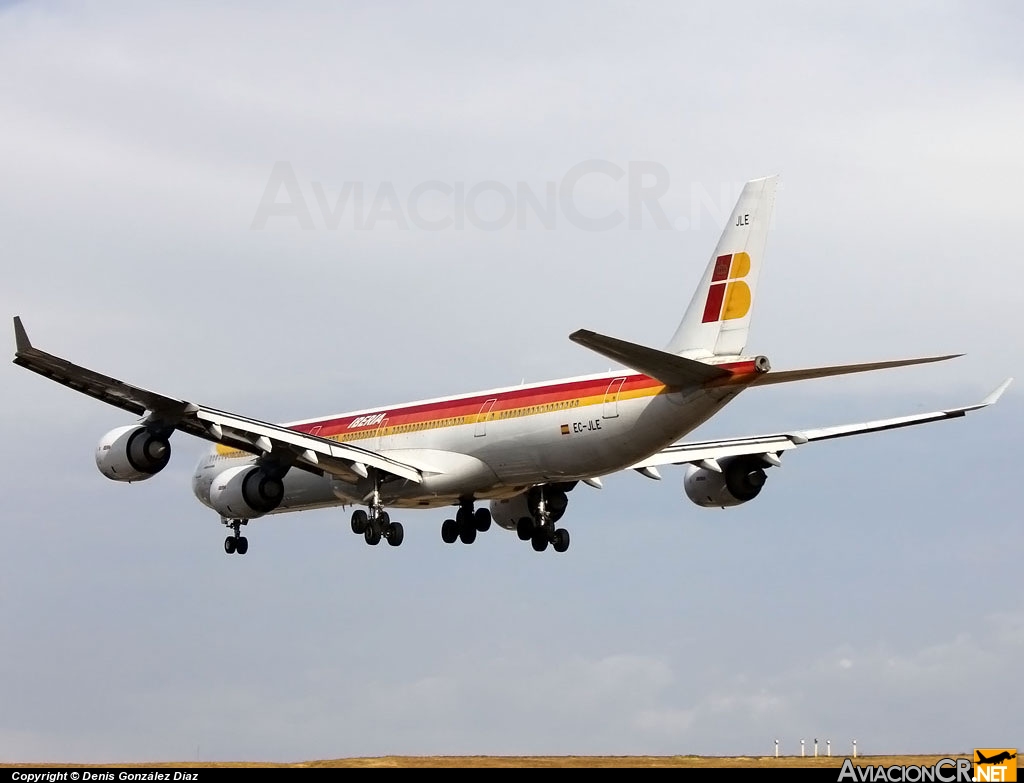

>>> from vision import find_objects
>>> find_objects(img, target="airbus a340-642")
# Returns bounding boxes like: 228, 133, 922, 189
12, 176, 1011, 555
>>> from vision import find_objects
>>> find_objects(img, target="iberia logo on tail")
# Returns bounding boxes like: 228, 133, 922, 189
701, 251, 751, 323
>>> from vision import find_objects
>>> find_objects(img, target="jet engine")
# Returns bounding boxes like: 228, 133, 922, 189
490, 492, 531, 531
683, 456, 769, 508
95, 425, 171, 482
208, 465, 285, 519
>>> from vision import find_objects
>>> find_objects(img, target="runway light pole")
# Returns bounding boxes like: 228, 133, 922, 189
853, 740, 857, 758
801, 739, 805, 757
827, 740, 831, 757
814, 738, 819, 757
775, 739, 779, 758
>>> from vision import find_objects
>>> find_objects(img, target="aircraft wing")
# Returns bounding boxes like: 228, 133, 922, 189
11, 317, 423, 484
629, 379, 1013, 474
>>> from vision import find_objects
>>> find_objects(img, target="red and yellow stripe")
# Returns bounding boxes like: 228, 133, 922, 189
216, 363, 758, 455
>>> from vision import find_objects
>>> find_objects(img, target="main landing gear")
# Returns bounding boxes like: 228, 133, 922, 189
441, 500, 491, 545
516, 486, 570, 553
222, 518, 249, 555
349, 477, 404, 547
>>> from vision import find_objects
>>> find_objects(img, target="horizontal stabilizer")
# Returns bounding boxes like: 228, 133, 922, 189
749, 355, 962, 386
569, 329, 730, 387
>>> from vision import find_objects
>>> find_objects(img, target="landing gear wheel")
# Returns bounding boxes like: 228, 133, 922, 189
351, 509, 368, 534
531, 529, 549, 552
459, 524, 477, 545
551, 528, 569, 553
224, 536, 236, 554
441, 518, 458, 544
456, 506, 473, 526
360, 470, 393, 547
517, 517, 534, 541
236, 536, 249, 555
474, 507, 492, 532
386, 522, 404, 547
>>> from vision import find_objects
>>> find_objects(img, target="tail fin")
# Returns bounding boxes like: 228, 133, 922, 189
666, 175, 779, 357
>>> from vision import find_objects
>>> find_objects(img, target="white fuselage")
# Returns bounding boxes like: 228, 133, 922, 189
190, 368, 749, 518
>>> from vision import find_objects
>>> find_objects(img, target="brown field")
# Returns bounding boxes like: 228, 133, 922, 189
7, 754, 1013, 768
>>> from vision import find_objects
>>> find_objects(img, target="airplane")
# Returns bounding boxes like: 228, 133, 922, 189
11, 175, 1012, 556
976, 752, 1016, 765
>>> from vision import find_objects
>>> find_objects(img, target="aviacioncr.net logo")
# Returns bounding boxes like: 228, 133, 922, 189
974, 749, 1017, 782
838, 758, 973, 782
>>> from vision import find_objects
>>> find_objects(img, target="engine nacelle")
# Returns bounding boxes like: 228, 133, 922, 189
490, 492, 532, 531
684, 456, 768, 508
208, 465, 285, 519
95, 425, 171, 482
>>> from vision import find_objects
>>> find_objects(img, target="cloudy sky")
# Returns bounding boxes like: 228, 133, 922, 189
1, 0, 1021, 763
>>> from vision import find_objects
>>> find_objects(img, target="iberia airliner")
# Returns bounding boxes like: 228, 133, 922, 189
12, 176, 1011, 555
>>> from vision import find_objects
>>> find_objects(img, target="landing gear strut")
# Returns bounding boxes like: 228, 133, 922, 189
222, 518, 249, 555
441, 500, 491, 545
517, 486, 570, 553
350, 473, 403, 547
